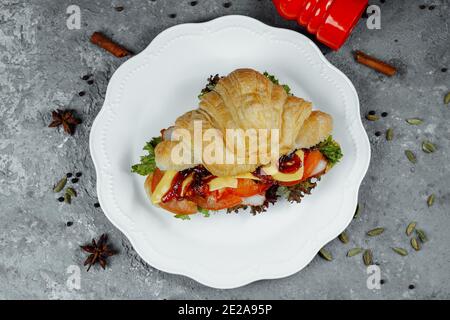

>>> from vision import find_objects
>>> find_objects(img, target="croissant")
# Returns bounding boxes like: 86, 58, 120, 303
155, 69, 332, 177
133, 68, 342, 216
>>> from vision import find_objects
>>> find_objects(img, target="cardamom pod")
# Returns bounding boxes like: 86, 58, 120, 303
347, 248, 364, 257
366, 114, 380, 121
422, 141, 436, 153
318, 248, 333, 261
338, 231, 349, 244
386, 128, 394, 141
66, 187, 77, 197
406, 118, 423, 125
53, 177, 67, 193
405, 150, 417, 164
444, 92, 450, 105
416, 229, 428, 243
427, 194, 435, 207
367, 227, 385, 236
406, 221, 417, 236
64, 192, 71, 204
392, 247, 408, 256
411, 237, 421, 251
363, 249, 373, 266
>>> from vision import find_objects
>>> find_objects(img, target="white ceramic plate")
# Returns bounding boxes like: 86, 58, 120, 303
90, 15, 370, 289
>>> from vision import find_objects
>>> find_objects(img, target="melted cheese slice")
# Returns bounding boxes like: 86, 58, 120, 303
151, 170, 177, 204
152, 152, 305, 203
181, 174, 193, 196
208, 173, 260, 192
262, 150, 305, 182
233, 172, 260, 180
208, 177, 238, 192
151, 171, 257, 204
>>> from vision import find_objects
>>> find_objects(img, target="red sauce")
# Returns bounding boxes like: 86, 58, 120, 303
187, 166, 215, 198
161, 169, 192, 203
188, 175, 216, 198
161, 166, 215, 203
252, 167, 275, 185
161, 151, 303, 203
278, 152, 302, 173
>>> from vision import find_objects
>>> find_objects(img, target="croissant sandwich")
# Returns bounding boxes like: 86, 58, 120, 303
132, 69, 343, 218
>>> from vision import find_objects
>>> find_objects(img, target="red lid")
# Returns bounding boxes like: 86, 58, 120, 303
272, 0, 368, 50
316, 0, 368, 50
306, 0, 335, 34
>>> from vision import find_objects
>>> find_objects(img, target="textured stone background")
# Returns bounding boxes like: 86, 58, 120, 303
0, 0, 449, 299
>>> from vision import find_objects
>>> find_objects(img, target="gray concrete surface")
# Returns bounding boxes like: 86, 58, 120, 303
0, 0, 449, 299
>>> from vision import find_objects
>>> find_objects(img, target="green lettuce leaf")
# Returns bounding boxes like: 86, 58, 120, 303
131, 137, 162, 176
263, 71, 292, 95
316, 136, 343, 167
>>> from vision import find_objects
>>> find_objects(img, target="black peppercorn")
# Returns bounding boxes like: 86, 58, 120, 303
368, 110, 376, 116
75, 172, 82, 178
409, 284, 415, 290
66, 173, 73, 178
66, 221, 73, 227
71, 178, 79, 184
94, 202, 101, 208
78, 91, 86, 97
58, 197, 65, 202
381, 112, 388, 117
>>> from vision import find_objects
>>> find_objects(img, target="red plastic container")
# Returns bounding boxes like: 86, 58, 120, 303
272, 0, 368, 50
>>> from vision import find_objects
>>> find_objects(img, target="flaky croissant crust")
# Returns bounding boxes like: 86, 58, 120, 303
155, 69, 332, 177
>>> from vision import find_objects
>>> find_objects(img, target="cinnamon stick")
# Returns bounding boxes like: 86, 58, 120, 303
354, 50, 397, 76
90, 32, 131, 58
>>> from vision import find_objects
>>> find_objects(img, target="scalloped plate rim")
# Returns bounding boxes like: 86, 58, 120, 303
89, 15, 371, 289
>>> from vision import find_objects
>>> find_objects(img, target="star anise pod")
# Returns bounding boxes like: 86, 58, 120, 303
80, 234, 116, 271
48, 109, 81, 135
